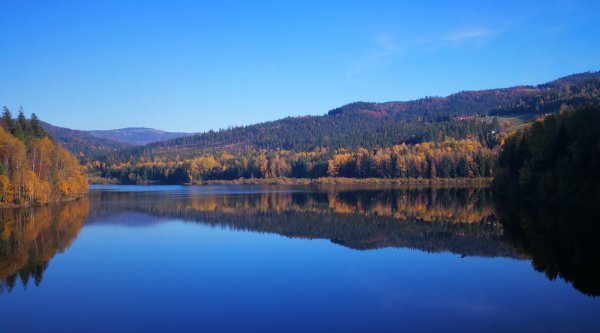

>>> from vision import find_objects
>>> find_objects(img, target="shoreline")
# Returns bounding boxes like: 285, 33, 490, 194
0, 194, 88, 209
197, 177, 492, 186
90, 177, 492, 187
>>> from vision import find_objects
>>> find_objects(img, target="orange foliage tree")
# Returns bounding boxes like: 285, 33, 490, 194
0, 121, 88, 206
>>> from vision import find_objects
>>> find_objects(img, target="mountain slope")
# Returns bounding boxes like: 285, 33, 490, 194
101, 71, 600, 162
41, 122, 129, 158
328, 71, 600, 117
88, 127, 191, 145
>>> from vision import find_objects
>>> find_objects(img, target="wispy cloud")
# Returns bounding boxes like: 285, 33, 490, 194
345, 33, 403, 78
345, 26, 500, 79
374, 34, 397, 52
443, 28, 494, 43
429, 27, 496, 49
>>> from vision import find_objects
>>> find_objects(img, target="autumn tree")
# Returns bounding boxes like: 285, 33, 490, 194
0, 113, 88, 206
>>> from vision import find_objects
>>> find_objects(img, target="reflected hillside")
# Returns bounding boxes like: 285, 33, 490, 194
88, 186, 521, 258
0, 200, 89, 293
495, 198, 600, 296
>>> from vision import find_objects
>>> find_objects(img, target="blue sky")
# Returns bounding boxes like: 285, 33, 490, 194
1, 0, 599, 132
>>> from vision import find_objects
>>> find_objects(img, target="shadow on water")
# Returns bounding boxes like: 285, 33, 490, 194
494, 196, 600, 297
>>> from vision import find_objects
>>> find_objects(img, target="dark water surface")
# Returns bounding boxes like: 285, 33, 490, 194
1, 185, 599, 332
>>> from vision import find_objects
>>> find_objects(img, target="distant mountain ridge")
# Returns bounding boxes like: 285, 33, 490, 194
41, 122, 128, 157
41, 122, 192, 157
88, 127, 192, 145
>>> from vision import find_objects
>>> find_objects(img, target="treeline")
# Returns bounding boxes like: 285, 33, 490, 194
102, 113, 501, 163
87, 138, 497, 184
490, 71, 600, 116
0, 106, 88, 206
493, 105, 600, 204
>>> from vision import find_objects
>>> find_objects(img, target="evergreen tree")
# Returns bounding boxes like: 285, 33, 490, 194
1, 106, 14, 133
30, 113, 45, 138
12, 121, 25, 141
16, 107, 31, 141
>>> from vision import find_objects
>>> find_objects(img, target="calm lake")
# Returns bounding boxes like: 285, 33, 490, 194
1, 185, 599, 332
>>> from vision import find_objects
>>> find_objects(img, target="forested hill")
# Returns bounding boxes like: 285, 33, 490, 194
493, 104, 600, 204
328, 71, 600, 118
102, 71, 600, 163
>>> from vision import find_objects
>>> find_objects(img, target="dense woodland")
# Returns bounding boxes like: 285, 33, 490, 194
88, 138, 498, 184
0, 107, 88, 206
106, 113, 501, 162
493, 105, 600, 204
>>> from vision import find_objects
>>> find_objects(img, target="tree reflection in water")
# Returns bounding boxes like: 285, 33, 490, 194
0, 199, 89, 293
86, 186, 517, 256
495, 197, 600, 296
3, 185, 599, 297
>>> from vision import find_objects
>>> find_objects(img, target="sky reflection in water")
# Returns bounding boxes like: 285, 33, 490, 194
0, 185, 599, 333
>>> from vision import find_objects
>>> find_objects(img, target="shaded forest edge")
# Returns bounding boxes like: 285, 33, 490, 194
0, 107, 88, 207
493, 105, 600, 206
493, 105, 600, 296
494, 196, 600, 297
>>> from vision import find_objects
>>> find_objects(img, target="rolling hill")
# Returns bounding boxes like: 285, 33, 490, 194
99, 71, 600, 162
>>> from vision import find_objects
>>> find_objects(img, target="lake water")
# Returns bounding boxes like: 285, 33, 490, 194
1, 185, 599, 332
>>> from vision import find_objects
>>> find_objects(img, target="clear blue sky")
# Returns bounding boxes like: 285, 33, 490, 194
1, 0, 599, 132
